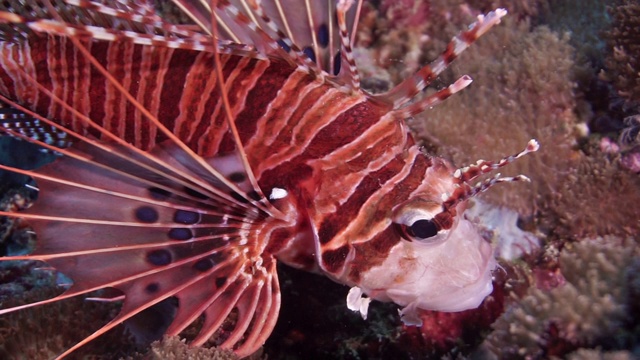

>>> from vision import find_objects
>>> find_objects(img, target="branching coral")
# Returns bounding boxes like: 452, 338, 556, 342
603, 0, 640, 102
483, 237, 640, 359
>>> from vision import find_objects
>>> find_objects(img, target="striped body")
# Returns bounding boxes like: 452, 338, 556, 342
0, 2, 536, 358
1, 34, 434, 280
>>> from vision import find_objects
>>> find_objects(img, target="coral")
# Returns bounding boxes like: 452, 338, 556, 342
483, 237, 640, 359
379, 0, 431, 28
0, 188, 35, 257
138, 336, 240, 360
619, 114, 640, 150
567, 348, 636, 360
356, 0, 476, 87
464, 200, 540, 261
589, 89, 640, 173
541, 0, 610, 68
538, 142, 640, 238
467, 0, 550, 21
603, 0, 640, 102
0, 269, 132, 359
411, 18, 581, 218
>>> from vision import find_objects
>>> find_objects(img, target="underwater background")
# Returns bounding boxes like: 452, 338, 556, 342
0, 0, 639, 359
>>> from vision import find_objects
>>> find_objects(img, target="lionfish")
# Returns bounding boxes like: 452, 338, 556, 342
0, 0, 538, 357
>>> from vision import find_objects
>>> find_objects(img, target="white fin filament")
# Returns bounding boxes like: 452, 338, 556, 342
269, 187, 288, 200
346, 286, 371, 320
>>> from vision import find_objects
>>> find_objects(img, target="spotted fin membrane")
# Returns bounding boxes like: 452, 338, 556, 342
0, 1, 294, 356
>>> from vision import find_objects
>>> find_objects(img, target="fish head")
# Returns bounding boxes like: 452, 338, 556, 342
333, 141, 539, 324
351, 159, 494, 322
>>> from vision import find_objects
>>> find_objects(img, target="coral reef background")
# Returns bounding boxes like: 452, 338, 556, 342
352, 0, 640, 358
1, 0, 639, 359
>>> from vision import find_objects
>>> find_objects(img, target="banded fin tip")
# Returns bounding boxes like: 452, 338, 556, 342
375, 8, 508, 110
456, 139, 540, 182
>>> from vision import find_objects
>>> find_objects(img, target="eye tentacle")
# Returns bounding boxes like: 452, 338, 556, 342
454, 139, 539, 182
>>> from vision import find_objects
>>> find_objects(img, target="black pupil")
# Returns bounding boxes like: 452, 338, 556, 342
409, 219, 439, 239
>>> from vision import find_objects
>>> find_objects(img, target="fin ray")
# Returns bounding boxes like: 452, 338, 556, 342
1, 2, 286, 357
374, 9, 507, 108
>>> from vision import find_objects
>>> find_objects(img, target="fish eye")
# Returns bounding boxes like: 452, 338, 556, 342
407, 219, 439, 239
395, 217, 443, 242
393, 201, 448, 243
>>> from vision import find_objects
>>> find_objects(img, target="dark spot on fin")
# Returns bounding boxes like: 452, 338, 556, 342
148, 187, 171, 201
135, 206, 159, 223
303, 46, 316, 63
248, 190, 261, 201
193, 258, 214, 272
231, 191, 249, 203
229, 172, 246, 183
277, 39, 291, 53
168, 228, 193, 241
215, 277, 227, 288
318, 23, 329, 48
333, 51, 341, 75
145, 283, 160, 293
147, 249, 172, 266
174, 210, 200, 224
184, 187, 208, 199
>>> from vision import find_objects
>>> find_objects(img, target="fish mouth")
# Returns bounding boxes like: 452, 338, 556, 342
431, 259, 496, 312
386, 247, 496, 313
425, 242, 497, 312
389, 255, 496, 326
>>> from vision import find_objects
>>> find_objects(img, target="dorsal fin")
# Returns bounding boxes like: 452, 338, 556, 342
4, 0, 364, 90
173, 0, 363, 90
379, 9, 508, 115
